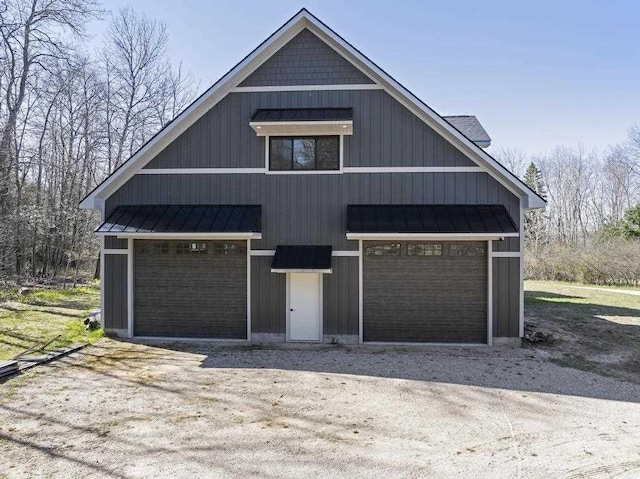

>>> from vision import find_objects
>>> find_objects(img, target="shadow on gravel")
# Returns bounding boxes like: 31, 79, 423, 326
132, 339, 640, 404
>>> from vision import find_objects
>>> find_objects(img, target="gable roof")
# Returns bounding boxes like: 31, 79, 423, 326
80, 8, 545, 211
442, 116, 491, 147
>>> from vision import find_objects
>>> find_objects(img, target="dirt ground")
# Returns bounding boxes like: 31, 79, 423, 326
1, 339, 639, 478
524, 281, 640, 384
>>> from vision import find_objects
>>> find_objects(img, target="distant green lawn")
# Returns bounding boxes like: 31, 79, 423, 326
0, 284, 103, 360
525, 280, 640, 310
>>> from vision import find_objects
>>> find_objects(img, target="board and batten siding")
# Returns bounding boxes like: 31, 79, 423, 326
493, 257, 521, 337
103, 66, 524, 338
107, 172, 520, 252
238, 28, 374, 87
105, 236, 127, 249
143, 90, 476, 170
104, 254, 127, 330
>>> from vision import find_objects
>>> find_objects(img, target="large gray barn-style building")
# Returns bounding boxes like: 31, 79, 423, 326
81, 9, 545, 346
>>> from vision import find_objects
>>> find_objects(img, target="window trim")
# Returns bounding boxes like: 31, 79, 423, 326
265, 134, 344, 175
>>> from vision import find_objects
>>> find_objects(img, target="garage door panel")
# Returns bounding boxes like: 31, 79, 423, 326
363, 241, 487, 343
134, 240, 247, 338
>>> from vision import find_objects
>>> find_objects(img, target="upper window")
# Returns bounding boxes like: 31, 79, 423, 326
269, 136, 339, 171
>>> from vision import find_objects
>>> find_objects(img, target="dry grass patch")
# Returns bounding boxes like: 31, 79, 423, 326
0, 284, 102, 360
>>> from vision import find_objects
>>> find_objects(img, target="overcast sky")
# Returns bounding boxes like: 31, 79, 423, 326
88, 0, 640, 155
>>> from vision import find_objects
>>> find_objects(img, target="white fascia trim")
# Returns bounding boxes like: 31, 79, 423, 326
301, 14, 544, 208
343, 166, 482, 173
492, 251, 522, 257
250, 120, 353, 136
250, 120, 352, 127
251, 250, 358, 257
103, 249, 129, 255
251, 249, 276, 256
98, 232, 262, 240
346, 233, 518, 240
272, 268, 332, 274
79, 12, 310, 210
81, 10, 544, 211
332, 250, 359, 257
231, 84, 383, 92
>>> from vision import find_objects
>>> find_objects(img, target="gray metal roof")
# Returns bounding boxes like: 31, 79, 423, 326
442, 116, 491, 145
271, 245, 333, 270
346, 205, 517, 234
251, 108, 352, 122
96, 205, 262, 233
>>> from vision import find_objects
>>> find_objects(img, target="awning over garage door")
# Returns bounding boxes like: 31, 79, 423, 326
96, 205, 262, 239
346, 204, 517, 239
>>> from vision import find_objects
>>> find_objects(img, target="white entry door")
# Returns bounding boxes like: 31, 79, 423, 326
288, 273, 322, 342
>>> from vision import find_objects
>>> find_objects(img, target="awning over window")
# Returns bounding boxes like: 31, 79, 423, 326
346, 204, 518, 240
271, 245, 333, 273
250, 108, 353, 136
96, 205, 262, 239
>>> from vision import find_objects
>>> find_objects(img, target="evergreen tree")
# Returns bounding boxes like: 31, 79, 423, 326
620, 205, 640, 239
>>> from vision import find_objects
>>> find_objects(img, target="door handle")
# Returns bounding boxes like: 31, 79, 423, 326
290, 308, 295, 312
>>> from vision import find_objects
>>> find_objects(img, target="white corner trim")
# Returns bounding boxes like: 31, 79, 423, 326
247, 239, 252, 341
492, 251, 522, 257
231, 84, 383, 92
127, 238, 134, 339
487, 240, 493, 346
100, 235, 105, 328
346, 233, 518, 240
103, 249, 129, 255
358, 239, 363, 344
519, 200, 525, 337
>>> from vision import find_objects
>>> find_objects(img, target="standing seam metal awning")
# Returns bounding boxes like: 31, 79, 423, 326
249, 108, 354, 136
96, 205, 262, 238
271, 245, 333, 273
346, 204, 518, 238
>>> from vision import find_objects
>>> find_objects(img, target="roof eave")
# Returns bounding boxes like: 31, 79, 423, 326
80, 8, 544, 210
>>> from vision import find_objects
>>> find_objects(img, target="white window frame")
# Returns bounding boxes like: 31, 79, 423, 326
264, 134, 344, 175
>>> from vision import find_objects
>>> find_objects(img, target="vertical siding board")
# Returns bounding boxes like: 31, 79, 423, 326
509, 257, 521, 336
145, 90, 481, 169
104, 255, 127, 330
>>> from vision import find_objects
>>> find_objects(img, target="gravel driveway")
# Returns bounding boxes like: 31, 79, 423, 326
1, 339, 639, 478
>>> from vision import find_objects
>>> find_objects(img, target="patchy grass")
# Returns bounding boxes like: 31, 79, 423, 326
0, 284, 102, 360
525, 280, 640, 383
